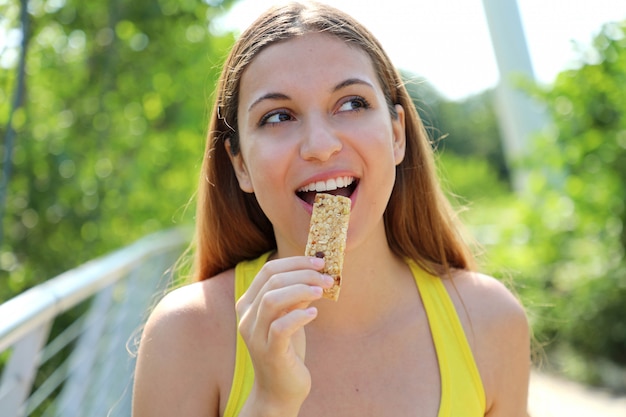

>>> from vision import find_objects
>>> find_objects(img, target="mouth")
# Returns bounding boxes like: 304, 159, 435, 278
296, 176, 358, 205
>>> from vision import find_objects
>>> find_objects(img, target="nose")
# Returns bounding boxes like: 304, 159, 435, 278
299, 116, 342, 162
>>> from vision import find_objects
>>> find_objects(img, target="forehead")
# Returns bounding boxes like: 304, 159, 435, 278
239, 32, 380, 100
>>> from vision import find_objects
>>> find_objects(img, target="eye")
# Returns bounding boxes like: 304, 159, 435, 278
259, 110, 293, 126
337, 96, 371, 113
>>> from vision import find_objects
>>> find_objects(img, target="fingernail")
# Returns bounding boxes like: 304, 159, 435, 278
323, 274, 335, 286
310, 256, 325, 268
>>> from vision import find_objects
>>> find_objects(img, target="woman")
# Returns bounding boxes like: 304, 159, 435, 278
132, 2, 530, 416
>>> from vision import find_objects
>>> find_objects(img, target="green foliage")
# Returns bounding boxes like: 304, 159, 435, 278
436, 91, 510, 181
0, 0, 237, 302
521, 20, 626, 369
437, 152, 510, 203
533, 22, 626, 365
428, 20, 626, 383
402, 71, 510, 183
452, 20, 626, 376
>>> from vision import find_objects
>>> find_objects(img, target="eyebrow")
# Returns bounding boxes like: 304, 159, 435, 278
247, 78, 375, 113
248, 92, 291, 113
332, 78, 375, 93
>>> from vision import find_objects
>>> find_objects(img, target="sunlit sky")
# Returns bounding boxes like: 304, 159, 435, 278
212, 0, 626, 100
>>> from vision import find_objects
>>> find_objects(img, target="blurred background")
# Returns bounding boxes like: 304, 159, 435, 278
1, 0, 625, 412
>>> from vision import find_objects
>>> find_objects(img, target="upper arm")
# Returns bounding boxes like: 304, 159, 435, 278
448, 272, 531, 417
132, 281, 233, 417
481, 280, 530, 417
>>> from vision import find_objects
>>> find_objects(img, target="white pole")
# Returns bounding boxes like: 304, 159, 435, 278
482, 0, 548, 191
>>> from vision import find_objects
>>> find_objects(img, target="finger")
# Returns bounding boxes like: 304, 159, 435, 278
246, 284, 322, 343
240, 256, 325, 306
237, 257, 327, 319
243, 268, 332, 333
266, 307, 318, 355
260, 269, 333, 297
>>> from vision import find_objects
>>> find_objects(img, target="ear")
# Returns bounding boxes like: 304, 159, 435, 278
391, 104, 407, 165
225, 139, 254, 193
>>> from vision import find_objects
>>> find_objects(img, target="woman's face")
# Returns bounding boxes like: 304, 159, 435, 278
230, 32, 406, 257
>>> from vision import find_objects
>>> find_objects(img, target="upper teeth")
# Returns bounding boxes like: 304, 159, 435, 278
298, 176, 355, 193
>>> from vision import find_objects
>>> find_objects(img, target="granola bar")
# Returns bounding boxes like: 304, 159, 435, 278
304, 193, 351, 301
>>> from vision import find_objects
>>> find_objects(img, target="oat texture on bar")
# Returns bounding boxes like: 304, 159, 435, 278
304, 193, 351, 301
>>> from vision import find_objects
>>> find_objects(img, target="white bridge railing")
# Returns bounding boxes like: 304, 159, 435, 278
0, 228, 191, 417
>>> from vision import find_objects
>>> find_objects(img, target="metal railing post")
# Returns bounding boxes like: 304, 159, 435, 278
0, 322, 52, 417
53, 285, 115, 417
0, 227, 191, 417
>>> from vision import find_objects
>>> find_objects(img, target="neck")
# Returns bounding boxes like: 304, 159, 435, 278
307, 230, 414, 335
273, 220, 417, 334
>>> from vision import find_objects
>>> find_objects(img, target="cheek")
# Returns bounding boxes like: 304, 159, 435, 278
241, 142, 291, 190
355, 120, 398, 159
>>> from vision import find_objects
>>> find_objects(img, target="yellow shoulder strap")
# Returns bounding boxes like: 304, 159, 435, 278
223, 253, 271, 417
407, 260, 486, 416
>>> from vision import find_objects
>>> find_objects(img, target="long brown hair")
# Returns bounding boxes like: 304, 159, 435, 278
193, 1, 475, 281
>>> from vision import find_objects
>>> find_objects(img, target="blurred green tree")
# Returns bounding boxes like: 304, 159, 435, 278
0, 0, 237, 301
538, 21, 625, 367
505, 20, 626, 377
402, 20, 626, 384
401, 71, 510, 185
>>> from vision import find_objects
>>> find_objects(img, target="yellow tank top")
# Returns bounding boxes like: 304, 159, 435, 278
223, 253, 486, 416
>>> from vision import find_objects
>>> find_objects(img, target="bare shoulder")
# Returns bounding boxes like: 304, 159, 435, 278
444, 270, 530, 416
146, 269, 236, 337
445, 270, 528, 331
132, 269, 237, 416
